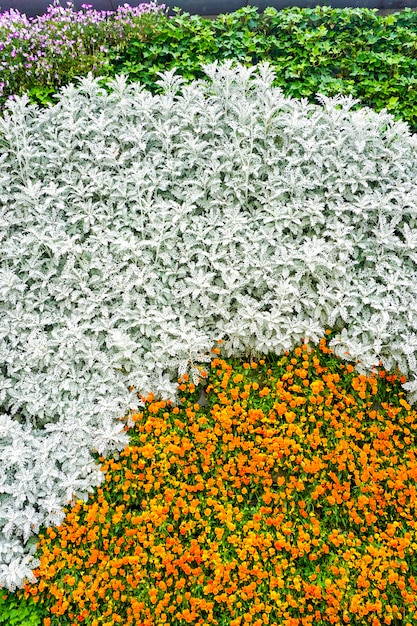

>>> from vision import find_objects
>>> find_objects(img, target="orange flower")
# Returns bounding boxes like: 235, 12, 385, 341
310, 380, 324, 395
19, 338, 417, 626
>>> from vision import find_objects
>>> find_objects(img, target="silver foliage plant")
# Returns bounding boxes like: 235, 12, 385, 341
1, 61, 417, 589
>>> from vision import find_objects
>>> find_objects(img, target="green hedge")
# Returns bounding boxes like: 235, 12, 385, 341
101, 5, 417, 131
1, 6, 417, 130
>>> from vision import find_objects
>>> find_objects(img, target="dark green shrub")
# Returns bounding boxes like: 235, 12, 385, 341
103, 6, 417, 131
105, 9, 219, 89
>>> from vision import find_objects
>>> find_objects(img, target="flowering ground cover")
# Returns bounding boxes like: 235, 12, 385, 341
0, 0, 165, 106
9, 334, 417, 625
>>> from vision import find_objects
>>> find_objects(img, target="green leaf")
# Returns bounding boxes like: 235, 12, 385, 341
387, 96, 399, 109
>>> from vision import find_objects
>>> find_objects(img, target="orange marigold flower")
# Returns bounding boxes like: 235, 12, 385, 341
22, 336, 414, 626
310, 380, 324, 395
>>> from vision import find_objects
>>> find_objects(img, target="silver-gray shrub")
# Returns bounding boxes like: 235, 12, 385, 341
1, 61, 417, 590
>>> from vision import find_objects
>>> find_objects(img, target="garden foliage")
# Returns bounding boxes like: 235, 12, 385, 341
1, 61, 417, 590
105, 5, 417, 132
0, 590, 42, 625
2, 5, 417, 131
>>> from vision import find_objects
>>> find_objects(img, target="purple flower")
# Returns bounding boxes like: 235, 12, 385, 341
0, 0, 166, 105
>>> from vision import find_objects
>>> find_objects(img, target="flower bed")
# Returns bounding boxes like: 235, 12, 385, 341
14, 335, 417, 625
0, 0, 165, 107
